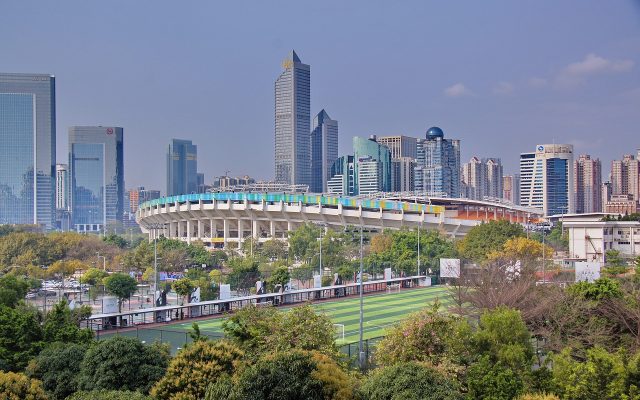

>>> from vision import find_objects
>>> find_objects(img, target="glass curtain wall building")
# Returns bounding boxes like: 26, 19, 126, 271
0, 73, 56, 228
69, 126, 124, 233
275, 50, 311, 186
310, 109, 338, 193
414, 127, 461, 198
166, 139, 198, 196
520, 144, 574, 216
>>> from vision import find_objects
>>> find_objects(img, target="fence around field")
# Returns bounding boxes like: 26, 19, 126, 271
97, 325, 384, 367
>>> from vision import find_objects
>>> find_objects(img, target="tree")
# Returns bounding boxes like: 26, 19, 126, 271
489, 237, 554, 271
78, 336, 169, 393
0, 305, 44, 371
375, 302, 470, 371
466, 356, 524, 400
568, 277, 623, 301
26, 342, 87, 400
288, 223, 321, 262
456, 220, 524, 262
226, 258, 260, 295
42, 300, 93, 344
227, 351, 325, 400
517, 395, 559, 400
103, 273, 138, 312
0, 371, 48, 400
150, 340, 244, 400
268, 266, 290, 289
260, 239, 287, 261
551, 347, 629, 400
605, 249, 628, 275
291, 264, 314, 288
0, 274, 30, 308
359, 361, 464, 400
172, 278, 195, 305
103, 234, 127, 249
80, 268, 108, 286
67, 391, 153, 400
222, 304, 336, 359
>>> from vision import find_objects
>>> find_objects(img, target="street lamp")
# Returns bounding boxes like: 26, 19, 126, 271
148, 223, 166, 299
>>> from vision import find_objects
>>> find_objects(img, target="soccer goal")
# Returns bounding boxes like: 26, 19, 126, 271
386, 283, 401, 294
333, 324, 345, 341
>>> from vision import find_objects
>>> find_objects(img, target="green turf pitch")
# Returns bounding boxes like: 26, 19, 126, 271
170, 285, 451, 344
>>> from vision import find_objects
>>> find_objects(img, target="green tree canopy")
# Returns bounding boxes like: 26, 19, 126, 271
42, 300, 93, 344
80, 268, 108, 286
103, 273, 138, 312
359, 361, 464, 400
78, 336, 169, 393
26, 342, 87, 400
0, 305, 44, 371
67, 390, 154, 400
456, 220, 524, 262
150, 340, 244, 400
567, 277, 623, 301
0, 274, 30, 308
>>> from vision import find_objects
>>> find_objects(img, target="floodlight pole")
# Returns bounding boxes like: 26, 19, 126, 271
542, 227, 546, 284
417, 219, 421, 276
359, 223, 365, 369
319, 226, 323, 279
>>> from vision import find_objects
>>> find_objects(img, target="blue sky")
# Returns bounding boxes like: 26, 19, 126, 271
2, 1, 639, 191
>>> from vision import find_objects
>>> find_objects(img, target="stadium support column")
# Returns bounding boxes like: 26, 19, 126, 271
270, 220, 276, 239
186, 220, 192, 244
252, 219, 258, 239
238, 219, 244, 242
223, 219, 229, 247
197, 220, 204, 240
210, 219, 216, 238
178, 221, 184, 240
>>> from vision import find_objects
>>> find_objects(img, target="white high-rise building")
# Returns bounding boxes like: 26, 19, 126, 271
462, 157, 486, 200
520, 144, 574, 216
486, 158, 503, 199
55, 164, 69, 210
503, 175, 520, 205
275, 50, 311, 186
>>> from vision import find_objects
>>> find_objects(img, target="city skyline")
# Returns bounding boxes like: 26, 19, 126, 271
1, 2, 638, 191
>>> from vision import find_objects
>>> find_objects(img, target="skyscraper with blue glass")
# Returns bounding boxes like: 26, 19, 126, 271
310, 109, 338, 193
414, 127, 461, 197
166, 139, 198, 196
69, 126, 124, 233
275, 50, 311, 186
0, 73, 56, 228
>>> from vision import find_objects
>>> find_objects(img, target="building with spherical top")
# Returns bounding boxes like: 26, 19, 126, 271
415, 127, 461, 198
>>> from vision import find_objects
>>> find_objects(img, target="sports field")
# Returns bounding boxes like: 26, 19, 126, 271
98, 285, 451, 353
172, 285, 451, 344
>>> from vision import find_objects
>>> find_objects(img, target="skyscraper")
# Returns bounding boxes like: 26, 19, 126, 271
69, 126, 124, 233
55, 164, 69, 210
414, 127, 460, 198
574, 154, 602, 213
275, 50, 311, 186
377, 135, 418, 192
486, 158, 503, 199
0, 73, 56, 228
310, 109, 338, 193
353, 136, 392, 194
503, 175, 520, 205
520, 144, 574, 216
166, 139, 198, 196
128, 187, 161, 214
611, 152, 640, 202
461, 156, 486, 200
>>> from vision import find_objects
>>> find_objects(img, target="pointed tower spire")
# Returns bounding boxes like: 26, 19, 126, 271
290, 50, 301, 63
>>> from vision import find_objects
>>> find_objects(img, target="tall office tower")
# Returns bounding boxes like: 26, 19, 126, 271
390, 157, 416, 192
0, 73, 56, 228
166, 139, 198, 196
574, 154, 602, 213
274, 50, 311, 186
128, 187, 161, 214
376, 135, 418, 159
611, 152, 640, 201
353, 136, 392, 194
502, 174, 520, 205
55, 164, 70, 210
520, 144, 574, 216
461, 157, 486, 200
327, 155, 355, 196
310, 109, 338, 192
414, 127, 460, 197
69, 126, 124, 233
602, 181, 612, 207
485, 158, 503, 199
197, 172, 206, 193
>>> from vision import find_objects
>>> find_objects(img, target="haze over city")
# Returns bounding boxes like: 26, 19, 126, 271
2, 1, 639, 190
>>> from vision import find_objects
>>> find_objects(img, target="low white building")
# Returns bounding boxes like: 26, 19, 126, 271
563, 214, 640, 262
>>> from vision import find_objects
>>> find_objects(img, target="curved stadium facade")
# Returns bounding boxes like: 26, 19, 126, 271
136, 192, 543, 248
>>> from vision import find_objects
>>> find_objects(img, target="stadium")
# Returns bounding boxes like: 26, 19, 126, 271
136, 191, 543, 248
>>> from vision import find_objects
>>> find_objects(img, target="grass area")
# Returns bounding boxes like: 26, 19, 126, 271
172, 285, 451, 344
99, 285, 452, 353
